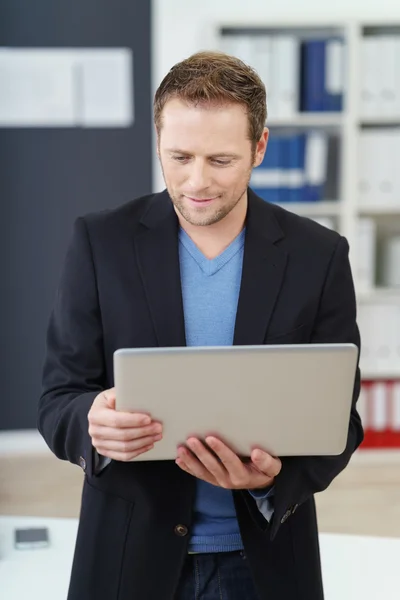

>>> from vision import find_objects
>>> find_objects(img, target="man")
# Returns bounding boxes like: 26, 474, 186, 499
38, 51, 363, 599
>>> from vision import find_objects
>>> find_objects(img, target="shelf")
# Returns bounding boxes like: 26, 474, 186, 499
357, 205, 400, 216
360, 116, 400, 127
361, 369, 400, 380
356, 287, 400, 302
211, 21, 400, 395
276, 201, 341, 216
219, 20, 348, 31
267, 113, 344, 128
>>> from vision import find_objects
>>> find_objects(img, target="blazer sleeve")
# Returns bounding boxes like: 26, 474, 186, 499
37, 217, 106, 478
243, 235, 364, 540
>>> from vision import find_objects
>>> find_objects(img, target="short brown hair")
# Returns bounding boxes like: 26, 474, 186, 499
154, 51, 267, 149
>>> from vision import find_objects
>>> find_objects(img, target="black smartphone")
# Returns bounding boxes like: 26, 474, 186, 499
14, 527, 50, 550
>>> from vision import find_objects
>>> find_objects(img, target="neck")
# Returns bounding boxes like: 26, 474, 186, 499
177, 193, 248, 259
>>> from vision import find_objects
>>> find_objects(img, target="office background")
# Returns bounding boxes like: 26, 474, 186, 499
1, 0, 152, 430
1, 2, 400, 597
2, 0, 400, 450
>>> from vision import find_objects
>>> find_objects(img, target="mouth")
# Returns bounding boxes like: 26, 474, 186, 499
184, 195, 219, 206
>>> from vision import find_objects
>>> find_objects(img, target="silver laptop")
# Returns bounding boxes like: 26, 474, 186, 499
114, 344, 358, 460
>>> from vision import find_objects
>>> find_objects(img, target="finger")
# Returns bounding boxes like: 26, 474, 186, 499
97, 443, 155, 462
175, 458, 194, 476
184, 439, 229, 487
251, 450, 282, 478
177, 446, 217, 486
89, 422, 162, 441
176, 456, 215, 486
91, 408, 152, 429
103, 388, 116, 409
204, 437, 248, 482
94, 433, 162, 455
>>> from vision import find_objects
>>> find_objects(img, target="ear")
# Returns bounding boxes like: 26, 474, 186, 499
253, 128, 269, 168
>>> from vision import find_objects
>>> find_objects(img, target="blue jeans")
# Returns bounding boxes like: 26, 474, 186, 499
174, 550, 260, 599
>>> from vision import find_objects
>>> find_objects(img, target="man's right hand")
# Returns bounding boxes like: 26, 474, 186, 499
88, 387, 163, 462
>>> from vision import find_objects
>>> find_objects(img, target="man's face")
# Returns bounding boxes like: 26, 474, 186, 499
157, 98, 267, 227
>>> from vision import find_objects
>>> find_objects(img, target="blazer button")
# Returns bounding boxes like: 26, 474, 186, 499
174, 524, 188, 537
281, 509, 292, 524
78, 456, 87, 471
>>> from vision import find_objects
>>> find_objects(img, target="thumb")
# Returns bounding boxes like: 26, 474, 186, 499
103, 387, 116, 410
251, 449, 282, 478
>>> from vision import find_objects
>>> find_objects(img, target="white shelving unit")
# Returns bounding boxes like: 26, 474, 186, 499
267, 113, 344, 127
359, 116, 400, 126
359, 205, 400, 216
361, 369, 400, 380
356, 287, 400, 301
210, 19, 400, 381
276, 201, 341, 216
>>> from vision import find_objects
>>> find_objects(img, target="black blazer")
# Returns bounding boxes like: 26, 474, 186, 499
38, 189, 363, 600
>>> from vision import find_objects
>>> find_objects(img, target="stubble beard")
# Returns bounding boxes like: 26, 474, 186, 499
160, 157, 254, 227
172, 193, 244, 227
168, 178, 252, 227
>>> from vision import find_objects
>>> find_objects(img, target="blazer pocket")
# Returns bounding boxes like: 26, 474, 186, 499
265, 323, 306, 343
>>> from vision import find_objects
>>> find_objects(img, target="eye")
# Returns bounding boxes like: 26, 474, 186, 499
173, 156, 189, 163
212, 159, 231, 166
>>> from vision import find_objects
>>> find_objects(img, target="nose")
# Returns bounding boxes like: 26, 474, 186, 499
185, 160, 212, 192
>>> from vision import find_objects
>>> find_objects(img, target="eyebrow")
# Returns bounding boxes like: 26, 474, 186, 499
166, 149, 240, 159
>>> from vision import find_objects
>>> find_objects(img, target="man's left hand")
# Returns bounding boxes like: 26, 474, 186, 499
176, 436, 282, 490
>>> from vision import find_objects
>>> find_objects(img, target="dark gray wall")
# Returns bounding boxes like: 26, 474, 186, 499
0, 1, 152, 429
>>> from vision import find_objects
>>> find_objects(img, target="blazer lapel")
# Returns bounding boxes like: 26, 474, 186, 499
134, 188, 287, 348
233, 189, 288, 346
134, 191, 186, 348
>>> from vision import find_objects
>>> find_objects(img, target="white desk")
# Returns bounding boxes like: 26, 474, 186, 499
0, 516, 77, 600
1, 516, 400, 599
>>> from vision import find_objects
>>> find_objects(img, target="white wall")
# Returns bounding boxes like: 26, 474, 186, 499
152, 0, 400, 191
